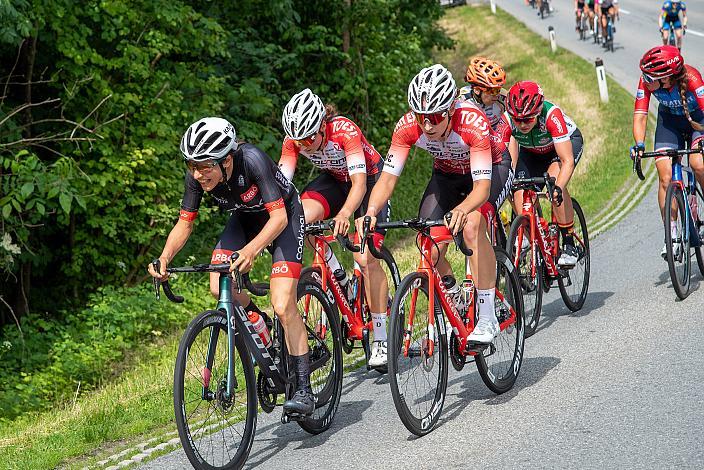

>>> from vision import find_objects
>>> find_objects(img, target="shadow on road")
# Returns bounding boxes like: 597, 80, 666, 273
654, 265, 703, 299
533, 290, 613, 336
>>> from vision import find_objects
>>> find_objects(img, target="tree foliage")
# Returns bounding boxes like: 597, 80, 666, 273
0, 0, 451, 321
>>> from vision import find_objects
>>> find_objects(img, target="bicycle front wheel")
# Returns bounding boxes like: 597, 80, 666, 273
507, 214, 543, 337
690, 181, 704, 277
665, 183, 691, 299
558, 198, 591, 311
174, 310, 257, 470
476, 247, 525, 394
388, 271, 448, 436
296, 274, 343, 434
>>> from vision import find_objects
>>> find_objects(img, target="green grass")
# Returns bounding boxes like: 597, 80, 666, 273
0, 6, 642, 469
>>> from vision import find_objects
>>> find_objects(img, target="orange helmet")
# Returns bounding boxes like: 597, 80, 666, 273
465, 57, 506, 90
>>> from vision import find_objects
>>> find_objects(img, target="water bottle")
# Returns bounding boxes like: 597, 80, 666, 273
461, 278, 474, 320
247, 311, 272, 349
334, 268, 351, 300
442, 275, 463, 313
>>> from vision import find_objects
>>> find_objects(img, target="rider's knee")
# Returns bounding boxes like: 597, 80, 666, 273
270, 291, 295, 320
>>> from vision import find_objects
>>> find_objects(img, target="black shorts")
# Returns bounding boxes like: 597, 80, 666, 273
301, 172, 391, 235
515, 129, 583, 186
211, 196, 305, 279
600, 6, 611, 16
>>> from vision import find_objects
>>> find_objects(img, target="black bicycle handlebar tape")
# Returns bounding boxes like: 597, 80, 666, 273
152, 259, 184, 303
634, 155, 646, 181
337, 234, 360, 252
242, 273, 269, 297
444, 212, 474, 257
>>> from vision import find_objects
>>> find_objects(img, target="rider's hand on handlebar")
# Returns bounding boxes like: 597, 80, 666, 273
630, 143, 645, 162
552, 185, 564, 206
332, 213, 350, 238
355, 215, 377, 238
230, 246, 257, 274
445, 208, 468, 235
148, 256, 170, 282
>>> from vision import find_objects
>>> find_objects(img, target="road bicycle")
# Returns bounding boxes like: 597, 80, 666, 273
152, 254, 342, 469
539, 0, 550, 19
602, 12, 616, 52
506, 175, 590, 337
593, 14, 601, 44
303, 220, 401, 372
577, 10, 589, 41
377, 214, 524, 436
634, 141, 704, 299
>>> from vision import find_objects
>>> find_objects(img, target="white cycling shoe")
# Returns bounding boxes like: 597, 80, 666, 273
467, 317, 500, 344
558, 245, 579, 267
368, 341, 388, 368
661, 241, 682, 260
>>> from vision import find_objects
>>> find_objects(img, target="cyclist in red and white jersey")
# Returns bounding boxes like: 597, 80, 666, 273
358, 64, 503, 345
280, 89, 391, 367
631, 46, 704, 258
148, 117, 315, 416
506, 81, 584, 267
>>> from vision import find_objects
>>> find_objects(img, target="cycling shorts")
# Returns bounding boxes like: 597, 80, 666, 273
662, 19, 683, 30
515, 129, 583, 186
577, 1, 585, 9
301, 171, 390, 235
419, 153, 514, 220
654, 108, 704, 161
600, 6, 612, 15
211, 196, 305, 279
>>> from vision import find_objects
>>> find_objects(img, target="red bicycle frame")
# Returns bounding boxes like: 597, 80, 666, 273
514, 188, 561, 279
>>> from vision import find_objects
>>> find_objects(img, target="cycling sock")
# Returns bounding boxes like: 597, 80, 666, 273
291, 352, 312, 393
372, 312, 387, 342
559, 223, 575, 247
326, 247, 343, 274
245, 301, 272, 329
671, 221, 678, 238
477, 289, 496, 322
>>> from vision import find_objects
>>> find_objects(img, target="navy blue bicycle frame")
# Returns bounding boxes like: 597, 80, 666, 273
671, 156, 702, 249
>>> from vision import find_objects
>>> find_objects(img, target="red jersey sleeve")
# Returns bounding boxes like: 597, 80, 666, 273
634, 76, 652, 115
330, 118, 368, 177
545, 106, 571, 144
278, 138, 300, 182
384, 112, 421, 177
454, 107, 493, 181
685, 65, 704, 114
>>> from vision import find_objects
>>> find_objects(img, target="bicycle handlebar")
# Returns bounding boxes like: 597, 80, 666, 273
511, 173, 557, 201
375, 213, 473, 257
304, 220, 360, 253
632, 141, 704, 181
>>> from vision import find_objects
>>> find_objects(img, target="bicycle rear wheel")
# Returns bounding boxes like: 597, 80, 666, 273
690, 182, 704, 276
507, 214, 543, 337
296, 274, 343, 434
665, 183, 691, 299
388, 272, 448, 436
174, 310, 257, 470
476, 247, 525, 394
558, 198, 591, 311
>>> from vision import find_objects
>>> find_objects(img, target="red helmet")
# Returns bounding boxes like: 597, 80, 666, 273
506, 81, 544, 119
640, 46, 684, 80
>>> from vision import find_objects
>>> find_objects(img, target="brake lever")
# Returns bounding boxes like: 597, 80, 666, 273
152, 259, 161, 301
230, 253, 243, 294
361, 216, 371, 254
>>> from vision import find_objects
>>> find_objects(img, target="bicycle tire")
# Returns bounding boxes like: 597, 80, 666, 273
691, 181, 704, 276
665, 183, 691, 299
295, 273, 343, 434
476, 247, 525, 394
174, 309, 257, 470
388, 271, 448, 436
558, 198, 591, 311
507, 214, 543, 337
371, 244, 402, 373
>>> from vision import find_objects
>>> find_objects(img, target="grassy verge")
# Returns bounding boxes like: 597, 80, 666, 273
0, 6, 643, 469
437, 5, 637, 219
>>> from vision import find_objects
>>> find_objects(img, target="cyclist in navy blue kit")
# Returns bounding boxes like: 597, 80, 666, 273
147, 117, 315, 416
660, 1, 688, 50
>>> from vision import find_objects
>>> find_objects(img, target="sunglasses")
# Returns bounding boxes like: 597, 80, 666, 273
295, 130, 321, 147
415, 111, 449, 126
477, 87, 502, 96
512, 115, 538, 124
186, 159, 219, 173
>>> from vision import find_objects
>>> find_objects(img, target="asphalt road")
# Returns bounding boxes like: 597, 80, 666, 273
141, 3, 704, 469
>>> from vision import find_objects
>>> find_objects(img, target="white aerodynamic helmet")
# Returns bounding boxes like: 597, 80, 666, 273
407, 64, 457, 114
180, 117, 237, 162
281, 88, 326, 140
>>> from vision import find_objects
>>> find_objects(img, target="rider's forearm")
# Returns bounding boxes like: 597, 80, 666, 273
554, 141, 576, 189
365, 172, 398, 217
456, 180, 491, 215
246, 208, 288, 255
161, 219, 194, 263
633, 114, 648, 145
337, 174, 367, 219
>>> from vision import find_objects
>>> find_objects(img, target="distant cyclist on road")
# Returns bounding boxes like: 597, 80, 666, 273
660, 1, 687, 50
280, 88, 391, 368
597, 0, 619, 45
631, 46, 704, 259
505, 81, 584, 267
575, 0, 586, 33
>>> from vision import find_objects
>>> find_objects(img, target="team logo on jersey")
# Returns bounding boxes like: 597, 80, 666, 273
696, 86, 704, 98
550, 115, 564, 134
637, 89, 645, 100
241, 185, 259, 202
238, 175, 245, 186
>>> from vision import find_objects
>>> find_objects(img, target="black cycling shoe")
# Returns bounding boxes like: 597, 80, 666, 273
283, 389, 315, 418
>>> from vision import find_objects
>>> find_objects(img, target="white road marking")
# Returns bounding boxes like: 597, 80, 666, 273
619, 9, 631, 15
687, 29, 704, 38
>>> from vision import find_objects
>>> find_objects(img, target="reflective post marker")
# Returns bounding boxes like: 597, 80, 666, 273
595, 58, 609, 103
490, 0, 496, 14
548, 26, 557, 53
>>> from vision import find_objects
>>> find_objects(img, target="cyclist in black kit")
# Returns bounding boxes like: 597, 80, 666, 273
147, 117, 315, 416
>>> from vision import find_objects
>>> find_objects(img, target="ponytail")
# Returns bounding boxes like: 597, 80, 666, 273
324, 103, 339, 123
677, 70, 704, 132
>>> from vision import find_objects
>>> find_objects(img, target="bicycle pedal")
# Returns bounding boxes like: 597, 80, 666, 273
466, 341, 490, 353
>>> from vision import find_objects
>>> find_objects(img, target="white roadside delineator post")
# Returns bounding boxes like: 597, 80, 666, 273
595, 58, 609, 103
548, 26, 557, 53
490, 0, 496, 14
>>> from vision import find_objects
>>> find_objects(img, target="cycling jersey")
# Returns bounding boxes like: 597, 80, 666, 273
459, 87, 512, 149
384, 101, 495, 179
516, 129, 584, 182
508, 100, 578, 155
598, 0, 617, 8
662, 1, 686, 19
634, 65, 704, 117
180, 143, 295, 221
279, 116, 382, 183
